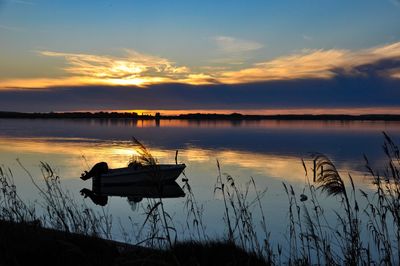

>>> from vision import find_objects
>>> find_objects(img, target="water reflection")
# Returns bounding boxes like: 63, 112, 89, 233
0, 118, 399, 246
1, 119, 399, 164
0, 135, 383, 187
0, 137, 367, 185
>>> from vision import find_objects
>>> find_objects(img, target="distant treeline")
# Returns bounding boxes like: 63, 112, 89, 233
1, 111, 400, 121
0, 111, 141, 119
172, 113, 400, 121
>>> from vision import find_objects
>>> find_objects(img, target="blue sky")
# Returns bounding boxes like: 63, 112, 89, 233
0, 0, 400, 113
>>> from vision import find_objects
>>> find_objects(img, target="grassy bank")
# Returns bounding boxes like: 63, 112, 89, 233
0, 220, 266, 266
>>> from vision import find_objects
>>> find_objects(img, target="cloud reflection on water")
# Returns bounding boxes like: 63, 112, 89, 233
0, 136, 369, 188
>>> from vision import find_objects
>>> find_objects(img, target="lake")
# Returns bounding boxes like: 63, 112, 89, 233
1, 118, 399, 252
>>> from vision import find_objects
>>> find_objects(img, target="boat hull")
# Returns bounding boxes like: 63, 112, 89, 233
93, 164, 185, 194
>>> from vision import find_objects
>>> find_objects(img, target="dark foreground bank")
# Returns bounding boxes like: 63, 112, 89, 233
0, 220, 268, 266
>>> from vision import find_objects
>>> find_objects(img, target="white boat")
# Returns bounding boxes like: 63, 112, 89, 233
92, 164, 186, 192
81, 162, 186, 192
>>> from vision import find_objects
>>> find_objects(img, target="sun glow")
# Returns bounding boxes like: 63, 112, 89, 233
1, 42, 400, 89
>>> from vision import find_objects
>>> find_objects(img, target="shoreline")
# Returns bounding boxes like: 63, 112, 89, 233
1, 111, 400, 121
0, 220, 267, 266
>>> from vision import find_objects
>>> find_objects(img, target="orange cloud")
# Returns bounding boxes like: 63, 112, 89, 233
39, 50, 190, 86
218, 49, 348, 83
0, 42, 399, 89
217, 42, 400, 83
386, 67, 400, 79
0, 76, 109, 89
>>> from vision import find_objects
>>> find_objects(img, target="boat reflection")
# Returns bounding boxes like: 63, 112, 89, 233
80, 181, 185, 206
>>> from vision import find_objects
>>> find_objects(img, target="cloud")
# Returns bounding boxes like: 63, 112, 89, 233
0, 76, 400, 112
0, 24, 22, 31
10, 0, 35, 5
0, 77, 112, 89
218, 49, 348, 83
38, 50, 191, 86
1, 42, 400, 90
0, 49, 216, 89
388, 68, 400, 79
0, 50, 215, 89
216, 42, 400, 84
207, 57, 246, 65
214, 36, 263, 53
390, 0, 400, 6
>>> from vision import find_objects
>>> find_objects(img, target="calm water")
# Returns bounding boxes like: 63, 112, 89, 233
1, 118, 400, 244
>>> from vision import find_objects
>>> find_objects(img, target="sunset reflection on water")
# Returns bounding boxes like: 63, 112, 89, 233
0, 118, 399, 243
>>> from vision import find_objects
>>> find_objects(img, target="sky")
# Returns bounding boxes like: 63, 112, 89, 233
0, 0, 400, 113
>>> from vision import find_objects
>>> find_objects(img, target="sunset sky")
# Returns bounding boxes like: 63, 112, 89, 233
1, 0, 400, 113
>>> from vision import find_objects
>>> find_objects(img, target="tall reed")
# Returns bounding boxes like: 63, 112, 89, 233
15, 160, 112, 238
214, 160, 272, 262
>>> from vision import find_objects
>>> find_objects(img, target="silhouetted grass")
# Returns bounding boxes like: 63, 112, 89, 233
0, 160, 112, 239
214, 160, 272, 262
181, 170, 208, 242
